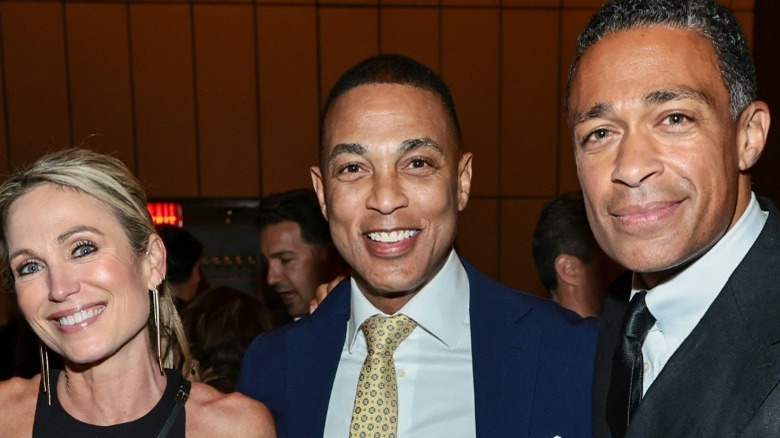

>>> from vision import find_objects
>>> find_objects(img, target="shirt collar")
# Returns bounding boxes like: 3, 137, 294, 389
347, 250, 470, 352
632, 192, 767, 350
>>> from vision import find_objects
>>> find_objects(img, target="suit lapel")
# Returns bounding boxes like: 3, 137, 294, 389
627, 198, 780, 437
466, 261, 537, 436
284, 281, 350, 437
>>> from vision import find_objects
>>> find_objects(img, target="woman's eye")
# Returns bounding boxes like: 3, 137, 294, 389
73, 241, 97, 258
17, 261, 42, 276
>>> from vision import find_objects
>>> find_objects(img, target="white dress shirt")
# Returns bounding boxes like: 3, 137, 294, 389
324, 250, 476, 437
635, 193, 768, 395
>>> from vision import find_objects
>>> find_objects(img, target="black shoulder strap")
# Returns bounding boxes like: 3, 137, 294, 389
156, 378, 191, 438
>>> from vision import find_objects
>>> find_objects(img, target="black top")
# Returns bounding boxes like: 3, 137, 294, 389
32, 368, 187, 438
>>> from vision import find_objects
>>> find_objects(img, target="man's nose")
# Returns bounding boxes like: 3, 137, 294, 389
611, 130, 664, 187
366, 171, 408, 215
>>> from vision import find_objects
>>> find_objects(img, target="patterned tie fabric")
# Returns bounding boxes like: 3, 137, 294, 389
349, 314, 417, 438
606, 290, 656, 437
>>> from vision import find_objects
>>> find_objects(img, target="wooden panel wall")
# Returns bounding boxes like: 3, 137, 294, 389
0, 0, 755, 295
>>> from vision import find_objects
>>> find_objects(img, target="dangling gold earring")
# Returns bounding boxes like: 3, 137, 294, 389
39, 341, 51, 406
152, 287, 164, 375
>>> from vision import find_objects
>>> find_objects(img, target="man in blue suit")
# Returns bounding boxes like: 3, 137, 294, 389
237, 54, 596, 437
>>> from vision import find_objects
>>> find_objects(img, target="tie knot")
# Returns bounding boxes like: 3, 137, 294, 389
623, 291, 656, 341
361, 314, 417, 356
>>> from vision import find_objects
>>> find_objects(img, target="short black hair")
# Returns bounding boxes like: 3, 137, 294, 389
156, 225, 203, 285
256, 189, 331, 246
319, 53, 462, 164
532, 191, 597, 293
566, 0, 756, 122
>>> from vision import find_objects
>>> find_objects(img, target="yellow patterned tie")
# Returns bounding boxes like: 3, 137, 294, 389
349, 314, 417, 438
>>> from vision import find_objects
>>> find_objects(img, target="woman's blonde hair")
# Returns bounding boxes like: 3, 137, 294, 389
0, 148, 191, 374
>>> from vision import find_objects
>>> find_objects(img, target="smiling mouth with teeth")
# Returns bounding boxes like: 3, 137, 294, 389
57, 305, 106, 327
367, 230, 419, 243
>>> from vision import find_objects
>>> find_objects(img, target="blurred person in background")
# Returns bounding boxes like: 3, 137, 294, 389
182, 286, 273, 393
257, 189, 347, 323
157, 224, 210, 311
532, 191, 624, 318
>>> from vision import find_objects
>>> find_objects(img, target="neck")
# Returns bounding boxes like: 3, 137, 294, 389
552, 287, 603, 318
56, 334, 167, 426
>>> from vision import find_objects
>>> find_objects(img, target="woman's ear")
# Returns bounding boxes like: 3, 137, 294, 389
145, 234, 167, 290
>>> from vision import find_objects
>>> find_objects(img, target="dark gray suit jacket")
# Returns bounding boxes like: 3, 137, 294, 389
592, 198, 780, 437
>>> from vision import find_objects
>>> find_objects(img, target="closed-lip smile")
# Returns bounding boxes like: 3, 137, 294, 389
610, 200, 683, 228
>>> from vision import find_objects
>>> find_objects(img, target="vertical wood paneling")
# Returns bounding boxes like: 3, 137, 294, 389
130, 4, 199, 198
500, 198, 548, 295
503, 0, 558, 5
443, 0, 499, 6
0, 0, 757, 286
0, 31, 8, 173
562, 0, 605, 6
381, 0, 438, 5
319, 7, 379, 104
257, 6, 320, 194
457, 198, 499, 280
66, 3, 135, 168
558, 9, 598, 194
320, 0, 377, 4
1, 2, 70, 167
442, 9, 500, 197
256, 0, 314, 4
501, 9, 559, 198
193, 4, 259, 197
380, 7, 440, 71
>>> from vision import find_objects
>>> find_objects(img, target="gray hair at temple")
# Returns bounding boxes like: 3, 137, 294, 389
566, 0, 756, 123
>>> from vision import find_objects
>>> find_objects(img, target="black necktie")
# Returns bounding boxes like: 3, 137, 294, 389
606, 291, 656, 437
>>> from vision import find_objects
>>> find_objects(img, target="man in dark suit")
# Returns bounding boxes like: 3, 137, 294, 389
237, 54, 596, 437
566, 0, 775, 436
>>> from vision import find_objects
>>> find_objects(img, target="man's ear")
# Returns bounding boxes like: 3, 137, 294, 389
737, 101, 771, 172
457, 153, 473, 211
554, 254, 582, 287
311, 166, 329, 221
145, 234, 167, 290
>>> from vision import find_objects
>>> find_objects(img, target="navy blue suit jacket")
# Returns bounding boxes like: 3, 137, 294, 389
237, 259, 597, 437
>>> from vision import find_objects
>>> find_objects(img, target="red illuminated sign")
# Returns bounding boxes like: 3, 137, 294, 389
147, 202, 183, 227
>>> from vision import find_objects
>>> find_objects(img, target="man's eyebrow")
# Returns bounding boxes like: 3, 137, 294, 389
643, 87, 711, 106
328, 138, 443, 161
328, 143, 366, 162
399, 137, 443, 154
572, 102, 612, 127
571, 87, 712, 127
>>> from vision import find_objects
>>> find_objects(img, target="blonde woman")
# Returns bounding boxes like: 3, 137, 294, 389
0, 148, 275, 437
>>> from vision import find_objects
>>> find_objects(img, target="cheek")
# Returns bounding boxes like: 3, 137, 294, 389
326, 189, 361, 226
